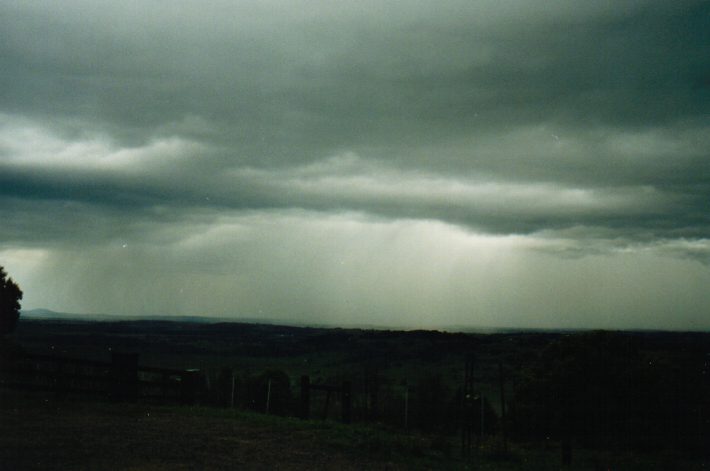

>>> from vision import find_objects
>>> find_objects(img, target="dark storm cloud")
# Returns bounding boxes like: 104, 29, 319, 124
1, 1, 709, 328
2, 1, 707, 155
0, 150, 691, 245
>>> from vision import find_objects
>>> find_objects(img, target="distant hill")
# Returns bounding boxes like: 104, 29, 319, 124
20, 308, 218, 324
18, 308, 414, 330
19, 308, 585, 334
19, 308, 338, 328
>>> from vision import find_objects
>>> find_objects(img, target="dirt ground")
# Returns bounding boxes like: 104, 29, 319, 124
0, 396, 421, 471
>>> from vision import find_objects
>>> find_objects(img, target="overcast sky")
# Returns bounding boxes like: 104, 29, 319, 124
1, 1, 709, 330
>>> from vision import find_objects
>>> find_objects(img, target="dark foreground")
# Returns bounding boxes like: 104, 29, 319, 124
1, 391, 468, 471
1, 319, 710, 469
2, 392, 707, 471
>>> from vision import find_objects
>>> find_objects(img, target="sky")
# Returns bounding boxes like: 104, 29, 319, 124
1, 0, 709, 330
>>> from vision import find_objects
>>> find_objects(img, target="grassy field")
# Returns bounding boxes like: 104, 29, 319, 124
0, 391, 467, 470
2, 391, 706, 471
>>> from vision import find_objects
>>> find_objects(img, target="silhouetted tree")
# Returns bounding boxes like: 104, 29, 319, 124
509, 331, 710, 454
0, 265, 22, 334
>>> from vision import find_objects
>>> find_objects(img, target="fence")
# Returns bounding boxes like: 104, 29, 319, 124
1, 351, 500, 440
0, 352, 201, 404
299, 375, 351, 423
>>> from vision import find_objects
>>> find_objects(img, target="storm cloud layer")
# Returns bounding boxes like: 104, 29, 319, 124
1, 1, 709, 329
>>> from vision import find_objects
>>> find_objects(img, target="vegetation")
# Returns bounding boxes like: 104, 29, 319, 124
509, 331, 710, 454
0, 265, 22, 335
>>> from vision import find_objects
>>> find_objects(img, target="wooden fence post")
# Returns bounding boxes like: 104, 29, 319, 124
181, 370, 200, 405
300, 375, 310, 420
111, 352, 139, 402
219, 367, 234, 408
481, 393, 485, 437
461, 353, 475, 456
403, 385, 409, 429
52, 356, 67, 399
323, 390, 331, 420
561, 439, 572, 466
342, 380, 352, 424
499, 363, 508, 454
231, 373, 236, 408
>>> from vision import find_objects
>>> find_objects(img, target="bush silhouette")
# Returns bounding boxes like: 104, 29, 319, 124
0, 265, 22, 335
